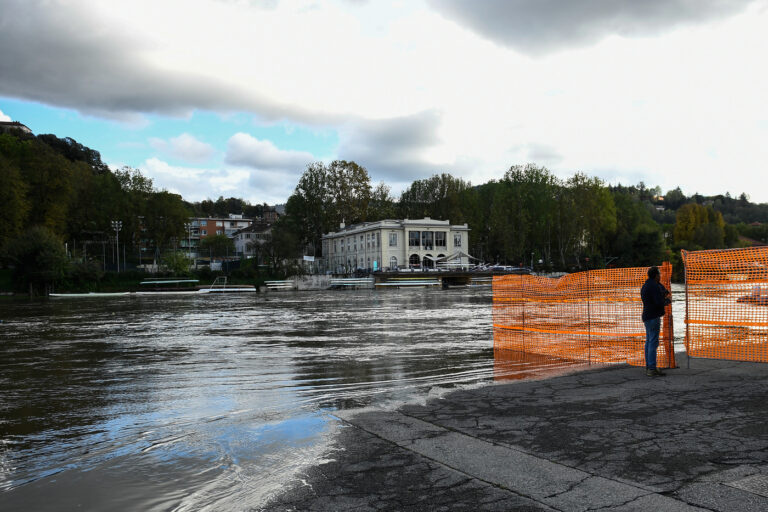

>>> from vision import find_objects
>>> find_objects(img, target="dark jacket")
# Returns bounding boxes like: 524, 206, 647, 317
641, 278, 669, 322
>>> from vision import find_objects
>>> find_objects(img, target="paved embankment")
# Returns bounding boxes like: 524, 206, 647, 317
265, 353, 768, 511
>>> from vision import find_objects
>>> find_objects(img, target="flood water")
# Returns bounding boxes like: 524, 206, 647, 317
0, 284, 686, 510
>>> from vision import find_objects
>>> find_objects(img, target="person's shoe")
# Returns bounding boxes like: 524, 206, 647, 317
652, 368, 666, 377
646, 369, 657, 377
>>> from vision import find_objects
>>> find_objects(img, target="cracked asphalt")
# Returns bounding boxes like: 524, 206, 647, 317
263, 353, 768, 511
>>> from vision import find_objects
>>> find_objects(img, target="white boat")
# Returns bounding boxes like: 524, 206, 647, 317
50, 292, 131, 298
51, 277, 256, 297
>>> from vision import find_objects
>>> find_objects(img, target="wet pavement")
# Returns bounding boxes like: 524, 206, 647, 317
265, 353, 768, 511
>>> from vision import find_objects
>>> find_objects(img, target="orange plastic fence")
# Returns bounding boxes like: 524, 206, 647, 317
682, 247, 768, 362
493, 348, 590, 382
493, 263, 675, 368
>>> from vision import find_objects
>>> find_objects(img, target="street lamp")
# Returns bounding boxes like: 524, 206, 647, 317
184, 222, 192, 263
111, 220, 122, 272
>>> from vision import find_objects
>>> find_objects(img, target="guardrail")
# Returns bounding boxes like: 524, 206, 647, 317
264, 280, 295, 291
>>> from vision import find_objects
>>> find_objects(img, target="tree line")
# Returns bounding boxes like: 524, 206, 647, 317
2, 129, 767, 291
277, 162, 767, 279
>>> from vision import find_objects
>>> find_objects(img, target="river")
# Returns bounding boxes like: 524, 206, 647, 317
0, 284, 685, 510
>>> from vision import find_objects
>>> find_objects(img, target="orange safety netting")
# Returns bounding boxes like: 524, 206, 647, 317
682, 247, 768, 362
493, 348, 590, 382
493, 263, 675, 368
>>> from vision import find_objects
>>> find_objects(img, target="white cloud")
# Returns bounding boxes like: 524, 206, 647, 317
142, 157, 291, 204
225, 132, 315, 171
0, 109, 10, 122
149, 133, 215, 163
2, 0, 768, 201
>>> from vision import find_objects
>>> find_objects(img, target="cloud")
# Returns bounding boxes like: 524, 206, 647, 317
142, 157, 251, 201
0, 109, 10, 122
336, 110, 446, 182
429, 0, 758, 54
0, 0, 330, 123
224, 132, 315, 171
149, 133, 215, 163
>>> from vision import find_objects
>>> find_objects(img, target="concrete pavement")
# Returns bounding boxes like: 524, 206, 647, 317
264, 353, 768, 511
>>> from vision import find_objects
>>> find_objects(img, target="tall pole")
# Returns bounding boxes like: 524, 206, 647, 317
111, 220, 122, 272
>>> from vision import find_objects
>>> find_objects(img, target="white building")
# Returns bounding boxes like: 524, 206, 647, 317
321, 218, 470, 273
232, 223, 271, 258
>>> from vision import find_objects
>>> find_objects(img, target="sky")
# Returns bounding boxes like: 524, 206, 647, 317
1, 0, 767, 204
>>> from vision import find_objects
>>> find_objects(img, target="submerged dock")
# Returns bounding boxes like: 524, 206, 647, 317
266, 353, 768, 511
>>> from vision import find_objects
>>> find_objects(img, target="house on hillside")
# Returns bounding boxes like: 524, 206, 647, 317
0, 121, 32, 135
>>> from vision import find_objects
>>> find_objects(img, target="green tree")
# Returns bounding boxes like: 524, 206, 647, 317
162, 251, 191, 275
674, 203, 724, 248
199, 234, 235, 259
4, 226, 68, 295
0, 153, 29, 248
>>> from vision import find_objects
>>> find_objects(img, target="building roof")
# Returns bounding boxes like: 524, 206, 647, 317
232, 223, 271, 236
0, 121, 32, 134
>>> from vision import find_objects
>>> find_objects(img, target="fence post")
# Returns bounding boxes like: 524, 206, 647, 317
587, 270, 592, 365
520, 273, 525, 353
683, 251, 690, 369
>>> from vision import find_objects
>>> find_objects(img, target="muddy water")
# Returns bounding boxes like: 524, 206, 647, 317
0, 284, 686, 510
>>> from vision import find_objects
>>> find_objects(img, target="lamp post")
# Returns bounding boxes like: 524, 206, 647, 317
111, 220, 122, 272
184, 222, 192, 264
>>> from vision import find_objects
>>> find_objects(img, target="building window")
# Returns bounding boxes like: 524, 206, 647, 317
390, 256, 398, 269
201, 230, 207, 235
201, 220, 207, 226
216, 230, 223, 235
409, 231, 420, 247
216, 221, 223, 227
421, 231, 434, 250
453, 233, 462, 247
389, 232, 397, 247
376, 232, 380, 248
435, 231, 446, 247
409, 254, 420, 267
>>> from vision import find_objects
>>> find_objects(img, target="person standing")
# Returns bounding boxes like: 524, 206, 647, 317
641, 266, 671, 377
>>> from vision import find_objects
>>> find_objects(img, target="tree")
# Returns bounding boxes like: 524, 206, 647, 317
162, 251, 191, 275
4, 226, 68, 295
0, 153, 29, 248
674, 203, 724, 248
199, 234, 235, 259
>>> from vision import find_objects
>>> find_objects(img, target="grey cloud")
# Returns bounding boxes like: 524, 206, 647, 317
225, 133, 316, 170
336, 110, 444, 182
525, 143, 563, 165
0, 0, 330, 123
429, 0, 758, 54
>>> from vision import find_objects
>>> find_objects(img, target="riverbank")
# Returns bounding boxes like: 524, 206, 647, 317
265, 352, 768, 511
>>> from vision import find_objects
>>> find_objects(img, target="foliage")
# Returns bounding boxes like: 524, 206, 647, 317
199, 234, 235, 258
3, 226, 68, 294
161, 251, 191, 275
0, 133, 190, 269
674, 203, 725, 249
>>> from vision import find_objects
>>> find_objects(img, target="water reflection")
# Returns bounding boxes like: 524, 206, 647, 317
0, 288, 503, 509
493, 349, 591, 382
0, 283, 687, 510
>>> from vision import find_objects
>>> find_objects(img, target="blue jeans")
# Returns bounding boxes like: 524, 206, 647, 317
644, 317, 661, 369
